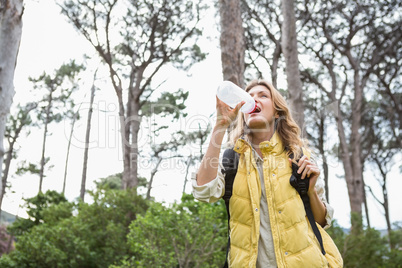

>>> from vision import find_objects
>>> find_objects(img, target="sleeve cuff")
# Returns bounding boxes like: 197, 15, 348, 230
322, 201, 334, 229
191, 171, 225, 203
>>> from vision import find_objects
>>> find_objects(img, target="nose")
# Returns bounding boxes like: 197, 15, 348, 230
252, 95, 260, 103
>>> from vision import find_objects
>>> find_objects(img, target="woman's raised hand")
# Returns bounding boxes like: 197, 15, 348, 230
215, 96, 244, 128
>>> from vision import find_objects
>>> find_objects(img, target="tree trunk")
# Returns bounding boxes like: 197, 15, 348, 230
63, 113, 77, 195
0, 103, 35, 216
38, 120, 48, 193
335, 103, 363, 228
280, 0, 305, 130
382, 181, 391, 242
362, 177, 371, 229
271, 45, 281, 89
0, 0, 23, 198
122, 89, 141, 190
219, 0, 245, 88
336, 103, 361, 208
383, 181, 392, 247
182, 156, 192, 195
0, 122, 21, 212
348, 68, 365, 224
0, 139, 13, 213
80, 82, 96, 201
39, 91, 53, 193
374, 158, 392, 246
146, 158, 162, 200
317, 109, 329, 202
117, 89, 131, 189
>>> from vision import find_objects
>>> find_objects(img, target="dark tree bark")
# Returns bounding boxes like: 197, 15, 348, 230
281, 0, 305, 130
219, 0, 245, 88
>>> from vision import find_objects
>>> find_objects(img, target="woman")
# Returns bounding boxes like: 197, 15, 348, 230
192, 79, 342, 267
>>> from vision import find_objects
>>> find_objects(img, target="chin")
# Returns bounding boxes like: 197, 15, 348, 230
246, 120, 269, 130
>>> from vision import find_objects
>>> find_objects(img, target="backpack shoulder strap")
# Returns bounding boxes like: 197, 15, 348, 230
221, 148, 239, 268
221, 148, 239, 203
289, 148, 326, 255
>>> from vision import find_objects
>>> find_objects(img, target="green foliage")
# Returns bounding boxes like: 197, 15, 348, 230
61, 0, 207, 110
96, 173, 124, 190
342, 227, 389, 267
141, 89, 189, 119
4, 103, 37, 144
0, 188, 148, 268
30, 60, 85, 122
8, 190, 68, 236
15, 160, 41, 176
326, 219, 402, 268
390, 222, 402, 250
95, 173, 148, 192
116, 194, 227, 268
3, 190, 402, 267
325, 220, 347, 252
0, 219, 92, 268
29, 60, 84, 92
386, 222, 402, 267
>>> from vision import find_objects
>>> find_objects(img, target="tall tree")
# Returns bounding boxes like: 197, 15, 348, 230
29, 61, 84, 192
80, 70, 98, 201
362, 64, 401, 239
280, 0, 305, 129
0, 0, 23, 195
60, 0, 205, 190
300, 0, 401, 227
219, 0, 245, 87
63, 105, 79, 195
1, 103, 36, 215
364, 24, 401, 234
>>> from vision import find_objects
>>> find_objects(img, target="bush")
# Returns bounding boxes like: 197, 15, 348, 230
327, 218, 402, 268
0, 188, 148, 268
115, 194, 228, 268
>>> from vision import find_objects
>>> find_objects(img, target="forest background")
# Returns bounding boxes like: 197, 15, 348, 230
0, 0, 401, 266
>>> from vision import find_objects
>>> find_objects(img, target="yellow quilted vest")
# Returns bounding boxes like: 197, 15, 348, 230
227, 133, 343, 267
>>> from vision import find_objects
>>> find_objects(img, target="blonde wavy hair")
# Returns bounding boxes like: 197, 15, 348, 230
228, 79, 305, 159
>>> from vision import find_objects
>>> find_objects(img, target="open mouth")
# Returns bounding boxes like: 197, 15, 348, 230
251, 107, 261, 114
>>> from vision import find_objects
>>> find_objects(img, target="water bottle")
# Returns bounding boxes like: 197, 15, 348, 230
216, 81, 257, 114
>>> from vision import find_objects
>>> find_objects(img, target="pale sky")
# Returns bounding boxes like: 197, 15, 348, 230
4, 0, 401, 230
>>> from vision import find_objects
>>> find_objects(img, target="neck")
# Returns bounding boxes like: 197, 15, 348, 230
249, 128, 275, 148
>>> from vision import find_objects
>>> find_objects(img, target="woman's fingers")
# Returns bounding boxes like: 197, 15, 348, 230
297, 156, 320, 180
297, 155, 309, 175
216, 97, 244, 127
233, 101, 245, 113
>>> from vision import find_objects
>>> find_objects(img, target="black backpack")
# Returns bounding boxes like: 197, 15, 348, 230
221, 148, 325, 267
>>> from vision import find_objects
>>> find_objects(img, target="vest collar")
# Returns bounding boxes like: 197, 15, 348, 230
259, 131, 283, 155
233, 131, 284, 156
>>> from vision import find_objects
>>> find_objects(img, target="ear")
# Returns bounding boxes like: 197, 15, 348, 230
275, 113, 279, 118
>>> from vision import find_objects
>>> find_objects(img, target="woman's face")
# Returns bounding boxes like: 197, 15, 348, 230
244, 85, 277, 131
